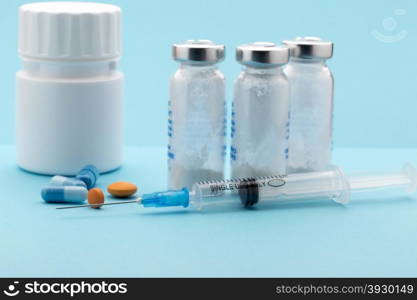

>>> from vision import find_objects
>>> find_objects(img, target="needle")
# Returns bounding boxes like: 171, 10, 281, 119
56, 198, 141, 209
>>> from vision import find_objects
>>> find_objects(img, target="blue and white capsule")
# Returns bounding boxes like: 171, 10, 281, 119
76, 165, 99, 189
41, 186, 88, 203
49, 176, 87, 188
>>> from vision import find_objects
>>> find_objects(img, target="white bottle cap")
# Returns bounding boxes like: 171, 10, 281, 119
19, 2, 122, 61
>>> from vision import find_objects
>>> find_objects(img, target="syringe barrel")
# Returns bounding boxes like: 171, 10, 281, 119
190, 166, 351, 210
190, 164, 417, 210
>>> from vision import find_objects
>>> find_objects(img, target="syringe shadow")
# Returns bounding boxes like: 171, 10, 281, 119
57, 195, 416, 220
58, 206, 193, 220
140, 195, 416, 217
348, 195, 415, 207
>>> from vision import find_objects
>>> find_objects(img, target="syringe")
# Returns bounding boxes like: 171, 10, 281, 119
57, 164, 417, 211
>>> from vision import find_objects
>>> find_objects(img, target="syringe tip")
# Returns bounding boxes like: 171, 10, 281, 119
140, 188, 189, 208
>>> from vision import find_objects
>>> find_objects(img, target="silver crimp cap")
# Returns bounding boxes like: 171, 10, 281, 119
236, 42, 290, 68
172, 40, 225, 65
282, 37, 333, 59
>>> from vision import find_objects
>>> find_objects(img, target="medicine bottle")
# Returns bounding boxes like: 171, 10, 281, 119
169, 40, 226, 189
17, 2, 123, 175
282, 37, 334, 173
231, 42, 290, 178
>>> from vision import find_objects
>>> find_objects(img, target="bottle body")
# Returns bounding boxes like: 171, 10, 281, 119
231, 66, 289, 178
17, 2, 123, 175
284, 58, 333, 173
16, 59, 123, 175
168, 64, 226, 189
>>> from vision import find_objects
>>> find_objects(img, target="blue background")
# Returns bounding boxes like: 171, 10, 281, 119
0, 0, 416, 147
1, 0, 417, 278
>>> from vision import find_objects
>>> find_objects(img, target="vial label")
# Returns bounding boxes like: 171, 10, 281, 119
168, 101, 175, 160
230, 102, 237, 161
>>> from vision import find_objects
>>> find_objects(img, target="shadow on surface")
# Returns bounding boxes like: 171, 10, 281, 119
55, 195, 416, 220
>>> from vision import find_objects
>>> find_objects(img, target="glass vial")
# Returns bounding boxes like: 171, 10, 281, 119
17, 2, 123, 175
169, 40, 226, 189
283, 37, 334, 173
231, 42, 290, 178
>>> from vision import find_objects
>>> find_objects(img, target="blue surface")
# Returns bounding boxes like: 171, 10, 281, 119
1, 145, 417, 277
1, 0, 417, 147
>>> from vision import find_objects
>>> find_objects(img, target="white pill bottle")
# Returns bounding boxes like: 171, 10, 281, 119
169, 40, 226, 189
283, 37, 334, 174
232, 42, 290, 178
17, 2, 123, 175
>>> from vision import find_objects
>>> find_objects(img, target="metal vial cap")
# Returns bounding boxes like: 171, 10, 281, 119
282, 37, 333, 59
172, 40, 225, 65
236, 42, 290, 68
